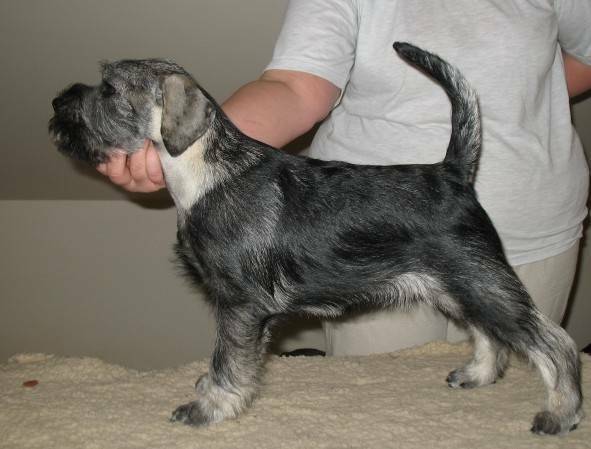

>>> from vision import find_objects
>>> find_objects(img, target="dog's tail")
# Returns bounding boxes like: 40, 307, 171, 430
393, 42, 481, 184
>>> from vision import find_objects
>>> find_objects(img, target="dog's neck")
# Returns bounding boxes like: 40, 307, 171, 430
157, 130, 222, 213
153, 106, 268, 214
149, 104, 221, 212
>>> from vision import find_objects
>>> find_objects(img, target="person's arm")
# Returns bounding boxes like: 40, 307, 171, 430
97, 69, 340, 192
563, 52, 591, 98
224, 69, 340, 147
555, 0, 591, 97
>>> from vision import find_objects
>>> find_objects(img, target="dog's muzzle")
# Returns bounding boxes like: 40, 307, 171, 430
51, 83, 91, 113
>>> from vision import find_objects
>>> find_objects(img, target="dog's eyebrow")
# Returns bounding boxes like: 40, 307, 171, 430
99, 60, 111, 74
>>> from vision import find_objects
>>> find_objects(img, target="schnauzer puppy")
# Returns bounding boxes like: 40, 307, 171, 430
49, 43, 583, 435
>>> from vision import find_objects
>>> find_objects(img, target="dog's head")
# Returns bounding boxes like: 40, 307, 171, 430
49, 59, 214, 166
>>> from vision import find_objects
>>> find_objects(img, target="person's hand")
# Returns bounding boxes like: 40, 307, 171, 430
97, 140, 166, 192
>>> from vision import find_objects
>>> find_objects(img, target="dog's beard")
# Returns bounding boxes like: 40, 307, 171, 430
49, 109, 147, 166
48, 115, 109, 166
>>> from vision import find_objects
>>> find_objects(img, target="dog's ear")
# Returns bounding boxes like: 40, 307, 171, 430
160, 74, 212, 157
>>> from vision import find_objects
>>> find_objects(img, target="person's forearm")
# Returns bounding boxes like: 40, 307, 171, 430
563, 52, 591, 98
221, 70, 340, 148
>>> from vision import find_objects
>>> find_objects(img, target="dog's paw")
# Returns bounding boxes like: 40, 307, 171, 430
170, 401, 211, 426
531, 411, 579, 436
446, 368, 495, 389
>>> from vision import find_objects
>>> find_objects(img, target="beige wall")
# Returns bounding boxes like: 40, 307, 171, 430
0, 0, 287, 200
0, 201, 212, 369
0, 1, 590, 369
0, 201, 323, 369
0, 0, 322, 369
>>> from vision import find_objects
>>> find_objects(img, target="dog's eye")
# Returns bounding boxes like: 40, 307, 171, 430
100, 82, 117, 97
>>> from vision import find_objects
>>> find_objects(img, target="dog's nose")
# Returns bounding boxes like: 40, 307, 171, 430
52, 83, 90, 111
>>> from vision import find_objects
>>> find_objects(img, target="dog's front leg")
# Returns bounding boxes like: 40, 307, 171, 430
171, 306, 267, 426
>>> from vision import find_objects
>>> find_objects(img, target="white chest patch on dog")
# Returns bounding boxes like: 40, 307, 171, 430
150, 106, 218, 212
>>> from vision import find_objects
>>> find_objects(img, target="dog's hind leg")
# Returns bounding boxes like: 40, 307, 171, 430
524, 310, 583, 435
447, 270, 582, 435
171, 306, 268, 426
446, 326, 508, 389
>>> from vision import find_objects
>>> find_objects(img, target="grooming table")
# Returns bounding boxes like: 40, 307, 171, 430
1, 342, 589, 448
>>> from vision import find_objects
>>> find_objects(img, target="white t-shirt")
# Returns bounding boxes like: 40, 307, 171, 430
266, 0, 591, 266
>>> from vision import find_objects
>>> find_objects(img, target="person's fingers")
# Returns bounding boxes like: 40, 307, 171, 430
94, 143, 165, 192
106, 153, 133, 187
96, 162, 108, 175
145, 144, 165, 187
128, 150, 150, 185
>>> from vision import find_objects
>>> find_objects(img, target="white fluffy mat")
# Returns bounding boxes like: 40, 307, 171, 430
1, 342, 589, 449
